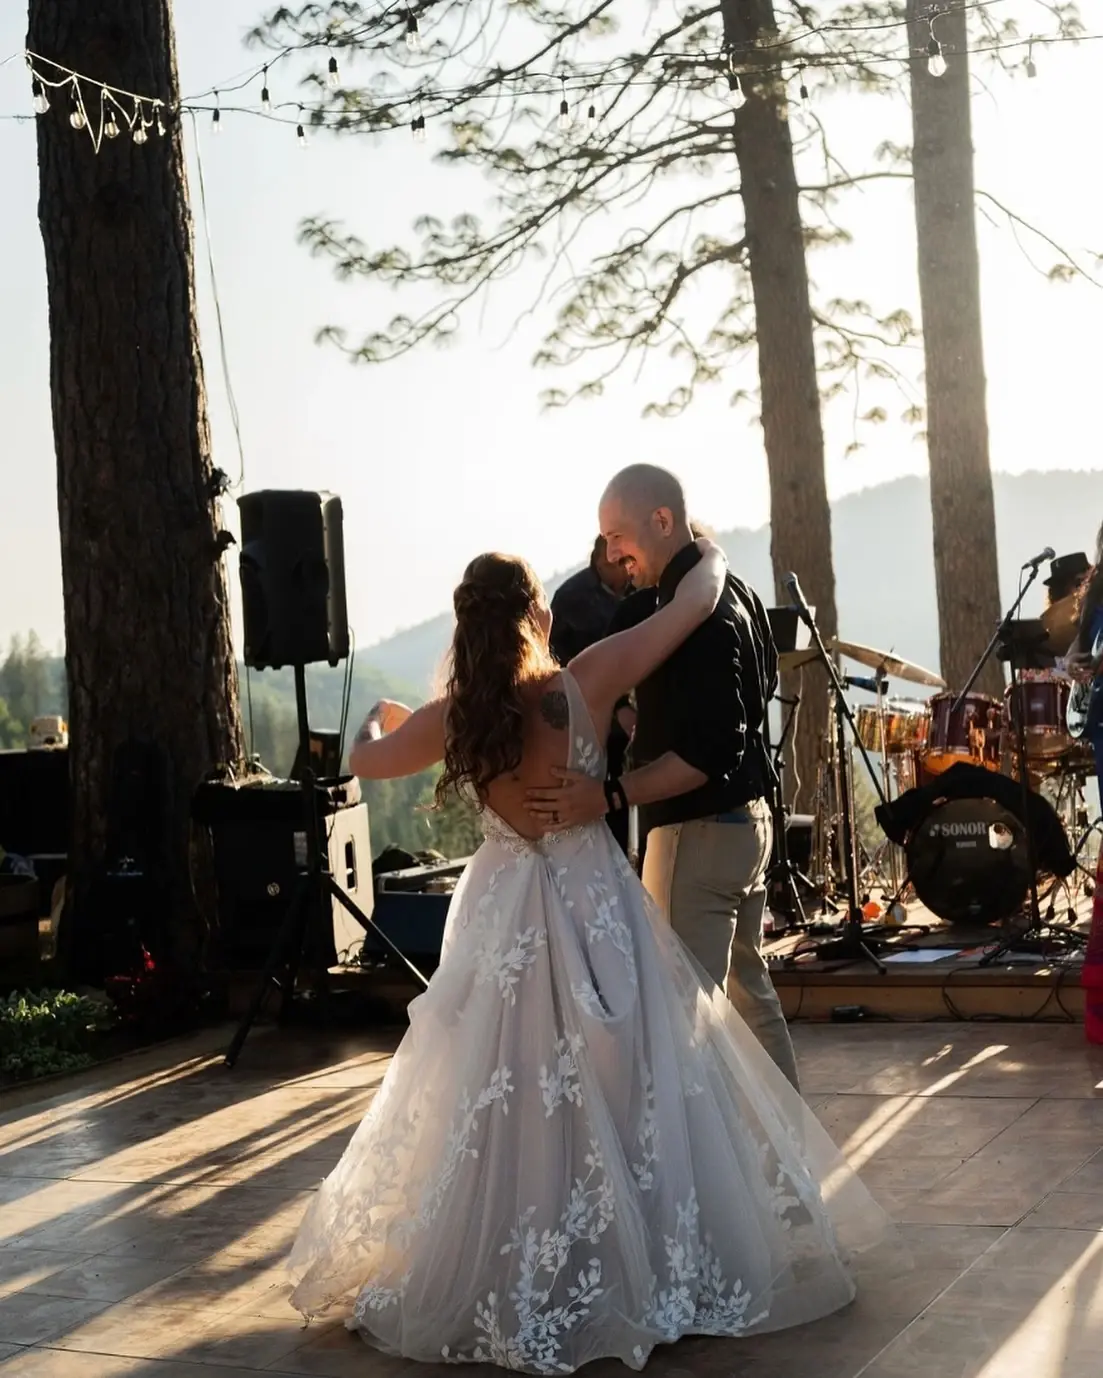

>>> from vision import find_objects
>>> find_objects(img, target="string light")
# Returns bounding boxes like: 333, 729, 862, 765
411, 110, 426, 141
926, 24, 947, 78
327, 54, 340, 89
15, 15, 1101, 159
211, 91, 221, 134
296, 122, 307, 147
557, 76, 571, 130
102, 90, 120, 140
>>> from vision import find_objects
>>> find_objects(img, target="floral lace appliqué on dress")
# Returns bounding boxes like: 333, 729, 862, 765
287, 668, 887, 1373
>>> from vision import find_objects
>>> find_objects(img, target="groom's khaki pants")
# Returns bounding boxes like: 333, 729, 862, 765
642, 800, 800, 1091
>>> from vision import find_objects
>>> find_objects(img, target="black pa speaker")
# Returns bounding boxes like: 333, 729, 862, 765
238, 490, 350, 670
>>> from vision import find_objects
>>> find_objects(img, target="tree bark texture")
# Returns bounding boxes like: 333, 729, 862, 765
724, 0, 837, 807
27, 0, 244, 980
906, 0, 1003, 698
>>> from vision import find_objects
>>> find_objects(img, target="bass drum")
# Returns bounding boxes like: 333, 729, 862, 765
905, 796, 1030, 926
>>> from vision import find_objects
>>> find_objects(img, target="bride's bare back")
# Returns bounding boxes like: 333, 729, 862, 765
481, 674, 609, 841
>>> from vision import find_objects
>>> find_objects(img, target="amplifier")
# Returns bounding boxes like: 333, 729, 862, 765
0, 747, 69, 855
192, 778, 373, 970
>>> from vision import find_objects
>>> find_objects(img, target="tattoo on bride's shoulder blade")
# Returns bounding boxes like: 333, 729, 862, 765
540, 689, 569, 730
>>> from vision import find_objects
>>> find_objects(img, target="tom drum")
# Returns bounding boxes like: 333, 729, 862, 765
923, 691, 1002, 776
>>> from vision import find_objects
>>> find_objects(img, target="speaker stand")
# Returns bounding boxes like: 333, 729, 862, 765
224, 665, 431, 1068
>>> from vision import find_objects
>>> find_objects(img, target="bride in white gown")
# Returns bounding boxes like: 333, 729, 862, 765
287, 543, 888, 1373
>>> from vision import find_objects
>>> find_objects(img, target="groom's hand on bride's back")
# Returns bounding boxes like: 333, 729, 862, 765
525, 768, 607, 832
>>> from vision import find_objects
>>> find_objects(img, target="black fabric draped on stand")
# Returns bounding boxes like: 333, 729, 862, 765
875, 763, 1075, 879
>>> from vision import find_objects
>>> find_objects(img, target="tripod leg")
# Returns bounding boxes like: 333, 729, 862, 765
225, 875, 311, 1068
327, 878, 431, 989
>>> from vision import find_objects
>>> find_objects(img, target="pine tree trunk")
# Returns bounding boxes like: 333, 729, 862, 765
27, 0, 244, 981
906, 0, 1003, 697
724, 0, 837, 807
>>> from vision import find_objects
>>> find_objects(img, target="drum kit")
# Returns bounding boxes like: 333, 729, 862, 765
777, 583, 1100, 937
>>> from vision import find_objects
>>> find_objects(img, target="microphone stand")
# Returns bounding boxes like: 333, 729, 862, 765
952, 564, 1043, 952
952, 564, 1039, 711
785, 581, 891, 972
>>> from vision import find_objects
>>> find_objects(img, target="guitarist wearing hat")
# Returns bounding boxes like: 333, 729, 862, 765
1067, 525, 1103, 793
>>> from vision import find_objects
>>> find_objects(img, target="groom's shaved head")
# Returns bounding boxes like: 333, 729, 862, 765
602, 464, 687, 525
599, 464, 692, 589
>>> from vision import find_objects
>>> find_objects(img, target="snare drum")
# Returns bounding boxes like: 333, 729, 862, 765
923, 691, 1002, 776
855, 700, 931, 755
1000, 673, 1071, 761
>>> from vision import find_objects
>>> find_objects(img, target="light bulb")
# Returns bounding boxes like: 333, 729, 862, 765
1026, 57, 1037, 79
32, 79, 49, 115
586, 103, 597, 131
411, 114, 426, 143
406, 13, 420, 51
728, 72, 746, 108
211, 107, 221, 134
104, 110, 120, 139
155, 104, 166, 137
327, 56, 339, 89
133, 123, 148, 145
261, 86, 271, 111
927, 38, 946, 78
558, 99, 571, 131
297, 123, 307, 147
69, 103, 86, 131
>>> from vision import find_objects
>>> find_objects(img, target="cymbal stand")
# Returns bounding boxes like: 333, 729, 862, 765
784, 580, 892, 970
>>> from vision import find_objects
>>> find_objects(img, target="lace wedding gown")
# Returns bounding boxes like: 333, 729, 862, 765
288, 670, 888, 1373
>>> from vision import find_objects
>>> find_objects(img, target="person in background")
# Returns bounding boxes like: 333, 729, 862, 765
1044, 552, 1091, 608
549, 536, 634, 851
1068, 526, 1103, 795
603, 521, 712, 866
548, 535, 631, 665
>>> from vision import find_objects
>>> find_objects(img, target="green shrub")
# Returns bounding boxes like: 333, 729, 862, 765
0, 990, 116, 1080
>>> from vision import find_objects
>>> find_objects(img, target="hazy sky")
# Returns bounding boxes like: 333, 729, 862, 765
2, 2, 1101, 654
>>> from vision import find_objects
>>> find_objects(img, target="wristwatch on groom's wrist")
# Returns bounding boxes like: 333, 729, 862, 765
604, 777, 628, 814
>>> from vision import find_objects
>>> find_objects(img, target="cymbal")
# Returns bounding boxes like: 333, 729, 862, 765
829, 638, 946, 689
778, 647, 821, 673
1040, 589, 1081, 655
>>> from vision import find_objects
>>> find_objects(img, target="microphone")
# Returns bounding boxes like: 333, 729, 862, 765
784, 572, 813, 626
1022, 546, 1055, 571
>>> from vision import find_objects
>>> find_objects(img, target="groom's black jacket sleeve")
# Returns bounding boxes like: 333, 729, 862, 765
622, 544, 777, 833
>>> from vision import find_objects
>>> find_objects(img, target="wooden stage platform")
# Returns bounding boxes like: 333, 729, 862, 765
765, 893, 1092, 1023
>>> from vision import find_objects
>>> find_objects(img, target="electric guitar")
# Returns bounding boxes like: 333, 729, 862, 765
1066, 629, 1103, 739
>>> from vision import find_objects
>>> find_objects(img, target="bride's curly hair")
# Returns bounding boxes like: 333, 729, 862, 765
436, 553, 556, 807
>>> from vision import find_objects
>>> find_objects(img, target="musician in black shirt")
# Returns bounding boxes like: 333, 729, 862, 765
527, 464, 798, 1089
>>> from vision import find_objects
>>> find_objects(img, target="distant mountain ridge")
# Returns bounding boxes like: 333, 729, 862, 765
361, 470, 1100, 694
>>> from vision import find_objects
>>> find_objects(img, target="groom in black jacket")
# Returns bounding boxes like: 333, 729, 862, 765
526, 464, 798, 1090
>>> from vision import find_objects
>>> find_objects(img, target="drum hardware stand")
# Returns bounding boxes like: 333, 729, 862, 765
782, 576, 895, 971
762, 692, 818, 930
224, 665, 431, 1069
